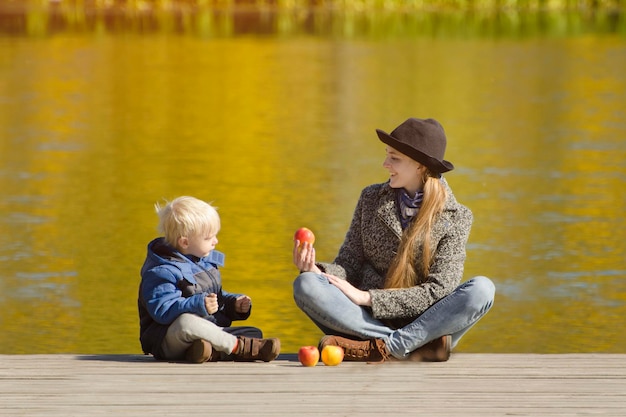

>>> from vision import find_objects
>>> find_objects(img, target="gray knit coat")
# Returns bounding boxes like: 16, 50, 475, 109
318, 178, 472, 325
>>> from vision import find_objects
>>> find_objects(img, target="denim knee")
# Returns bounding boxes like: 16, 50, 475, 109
466, 276, 496, 312
293, 272, 321, 303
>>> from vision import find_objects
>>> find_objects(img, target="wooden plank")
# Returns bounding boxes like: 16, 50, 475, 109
0, 354, 624, 416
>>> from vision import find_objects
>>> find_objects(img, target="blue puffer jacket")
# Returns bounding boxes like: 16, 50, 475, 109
138, 237, 250, 359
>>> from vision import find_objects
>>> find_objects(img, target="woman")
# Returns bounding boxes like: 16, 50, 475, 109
293, 117, 495, 362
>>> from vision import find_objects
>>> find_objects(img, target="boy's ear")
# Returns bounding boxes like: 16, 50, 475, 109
177, 236, 189, 249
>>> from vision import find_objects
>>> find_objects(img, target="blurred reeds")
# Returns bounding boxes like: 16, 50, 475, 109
0, 0, 623, 36
2, 0, 623, 11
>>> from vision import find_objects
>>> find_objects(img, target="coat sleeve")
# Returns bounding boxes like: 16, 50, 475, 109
369, 206, 472, 319
317, 188, 369, 283
141, 266, 208, 325
220, 289, 251, 322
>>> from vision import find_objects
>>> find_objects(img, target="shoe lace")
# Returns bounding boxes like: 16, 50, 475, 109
373, 339, 390, 362
343, 339, 389, 362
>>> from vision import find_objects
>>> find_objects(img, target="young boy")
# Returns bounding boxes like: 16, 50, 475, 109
138, 196, 280, 363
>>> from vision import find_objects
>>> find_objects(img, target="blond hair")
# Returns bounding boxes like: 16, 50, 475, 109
155, 196, 220, 248
384, 174, 447, 289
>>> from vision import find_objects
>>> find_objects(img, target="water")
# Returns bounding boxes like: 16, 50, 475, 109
1, 8, 625, 354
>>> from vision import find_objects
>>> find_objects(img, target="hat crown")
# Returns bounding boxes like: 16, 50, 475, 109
390, 118, 447, 161
376, 117, 454, 174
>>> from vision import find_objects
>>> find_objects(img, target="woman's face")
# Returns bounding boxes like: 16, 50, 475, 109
382, 146, 423, 195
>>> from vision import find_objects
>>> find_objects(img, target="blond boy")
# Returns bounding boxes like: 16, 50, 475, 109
138, 196, 280, 362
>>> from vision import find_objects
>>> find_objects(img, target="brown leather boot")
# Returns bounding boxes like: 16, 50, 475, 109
406, 335, 452, 362
319, 335, 389, 363
185, 339, 220, 363
233, 337, 280, 362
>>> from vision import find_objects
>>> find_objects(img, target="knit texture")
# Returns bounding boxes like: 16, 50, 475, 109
318, 178, 472, 324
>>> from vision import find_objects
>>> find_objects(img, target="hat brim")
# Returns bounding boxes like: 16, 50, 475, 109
376, 129, 454, 174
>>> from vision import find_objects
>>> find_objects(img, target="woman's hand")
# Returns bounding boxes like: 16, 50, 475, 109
235, 295, 251, 314
325, 273, 372, 306
293, 241, 322, 274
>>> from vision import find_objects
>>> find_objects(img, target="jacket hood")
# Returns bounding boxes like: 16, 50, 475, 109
141, 237, 225, 278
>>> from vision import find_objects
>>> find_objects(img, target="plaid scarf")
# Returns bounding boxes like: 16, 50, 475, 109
397, 189, 423, 229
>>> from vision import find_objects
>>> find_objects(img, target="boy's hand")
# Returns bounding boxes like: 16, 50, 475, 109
235, 295, 251, 314
204, 293, 219, 315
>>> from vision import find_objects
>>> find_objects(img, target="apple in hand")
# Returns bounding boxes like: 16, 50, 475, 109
321, 345, 344, 366
294, 227, 315, 249
298, 346, 320, 367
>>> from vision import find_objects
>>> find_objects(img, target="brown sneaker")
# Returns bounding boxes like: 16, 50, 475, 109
233, 337, 280, 362
185, 339, 220, 363
406, 335, 452, 362
319, 335, 389, 363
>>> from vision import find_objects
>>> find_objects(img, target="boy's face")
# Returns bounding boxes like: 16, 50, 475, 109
179, 232, 218, 258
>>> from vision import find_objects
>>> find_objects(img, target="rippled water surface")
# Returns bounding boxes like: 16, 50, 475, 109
1, 9, 625, 354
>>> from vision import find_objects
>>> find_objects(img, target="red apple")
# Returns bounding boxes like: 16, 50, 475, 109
294, 227, 315, 248
298, 346, 320, 367
321, 345, 344, 366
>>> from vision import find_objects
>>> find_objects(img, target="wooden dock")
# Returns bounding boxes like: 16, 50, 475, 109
1, 353, 625, 416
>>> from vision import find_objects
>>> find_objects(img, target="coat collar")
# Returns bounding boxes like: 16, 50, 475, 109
376, 186, 403, 238
375, 177, 459, 238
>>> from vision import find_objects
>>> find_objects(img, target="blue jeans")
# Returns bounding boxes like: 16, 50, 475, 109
293, 273, 495, 359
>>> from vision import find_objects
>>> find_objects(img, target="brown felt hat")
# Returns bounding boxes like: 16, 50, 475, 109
376, 117, 454, 175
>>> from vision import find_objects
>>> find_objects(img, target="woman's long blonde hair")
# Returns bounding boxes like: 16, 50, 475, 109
384, 172, 447, 289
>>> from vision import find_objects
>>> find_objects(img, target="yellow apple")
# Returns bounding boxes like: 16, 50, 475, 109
321, 345, 344, 366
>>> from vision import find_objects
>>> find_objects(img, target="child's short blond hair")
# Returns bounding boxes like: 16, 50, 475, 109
155, 196, 220, 248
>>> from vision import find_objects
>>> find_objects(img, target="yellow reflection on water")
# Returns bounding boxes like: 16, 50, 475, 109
1, 26, 624, 354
